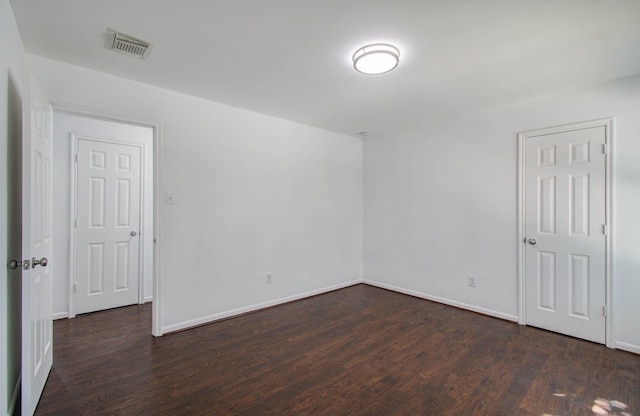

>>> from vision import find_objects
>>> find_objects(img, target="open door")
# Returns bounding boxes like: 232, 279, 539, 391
21, 73, 53, 415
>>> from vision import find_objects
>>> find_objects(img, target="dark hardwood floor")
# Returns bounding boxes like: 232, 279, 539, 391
36, 284, 638, 415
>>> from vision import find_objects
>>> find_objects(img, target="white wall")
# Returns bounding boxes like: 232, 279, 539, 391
364, 74, 640, 353
0, 1, 24, 414
52, 113, 154, 318
27, 54, 364, 333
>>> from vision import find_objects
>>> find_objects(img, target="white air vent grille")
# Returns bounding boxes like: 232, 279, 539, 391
106, 28, 153, 60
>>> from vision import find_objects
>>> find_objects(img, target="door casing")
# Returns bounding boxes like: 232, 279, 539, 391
55, 104, 164, 337
517, 118, 613, 348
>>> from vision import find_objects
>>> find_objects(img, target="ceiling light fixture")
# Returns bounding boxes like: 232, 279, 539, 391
352, 43, 400, 75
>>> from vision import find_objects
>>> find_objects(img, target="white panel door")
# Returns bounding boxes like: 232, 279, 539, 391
75, 138, 142, 314
524, 125, 607, 343
22, 74, 53, 416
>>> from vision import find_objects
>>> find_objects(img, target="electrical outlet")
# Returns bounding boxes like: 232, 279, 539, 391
468, 275, 477, 288
266, 273, 272, 284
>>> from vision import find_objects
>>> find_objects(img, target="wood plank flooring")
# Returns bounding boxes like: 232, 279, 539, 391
36, 284, 639, 415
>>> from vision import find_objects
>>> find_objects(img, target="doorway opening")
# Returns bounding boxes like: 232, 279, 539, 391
52, 107, 162, 336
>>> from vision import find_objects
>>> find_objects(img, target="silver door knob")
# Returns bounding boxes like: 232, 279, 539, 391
130, 231, 137, 237
32, 257, 48, 268
527, 238, 537, 246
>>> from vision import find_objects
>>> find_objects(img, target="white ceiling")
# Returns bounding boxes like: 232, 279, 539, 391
10, 0, 640, 138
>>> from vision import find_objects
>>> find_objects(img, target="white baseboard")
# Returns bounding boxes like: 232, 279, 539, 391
162, 280, 361, 334
615, 341, 640, 355
362, 279, 519, 322
158, 278, 635, 351
53, 311, 69, 320
8, 374, 20, 416
143, 296, 153, 303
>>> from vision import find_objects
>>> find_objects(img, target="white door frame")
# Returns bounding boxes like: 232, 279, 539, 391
517, 118, 614, 348
54, 104, 164, 337
70, 134, 146, 315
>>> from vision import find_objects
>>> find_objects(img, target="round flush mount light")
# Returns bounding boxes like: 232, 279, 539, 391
352, 43, 400, 75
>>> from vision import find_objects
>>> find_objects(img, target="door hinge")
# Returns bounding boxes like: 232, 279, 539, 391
602, 305, 608, 317
602, 144, 607, 155
74, 218, 78, 228
74, 283, 77, 293
603, 224, 608, 235
75, 153, 78, 163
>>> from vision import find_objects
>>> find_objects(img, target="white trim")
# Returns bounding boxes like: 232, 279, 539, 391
52, 103, 163, 336
604, 120, 614, 348
517, 127, 526, 326
68, 136, 78, 318
7, 374, 20, 416
152, 122, 163, 336
143, 296, 153, 303
54, 104, 161, 132
53, 312, 69, 320
362, 279, 519, 322
517, 118, 614, 347
137, 135, 148, 306
614, 341, 640, 355
162, 280, 361, 334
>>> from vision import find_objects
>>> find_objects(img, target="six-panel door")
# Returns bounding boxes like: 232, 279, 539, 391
75, 138, 142, 315
22, 74, 53, 416
524, 126, 607, 344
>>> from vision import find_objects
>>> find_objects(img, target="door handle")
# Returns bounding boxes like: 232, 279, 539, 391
130, 231, 137, 237
527, 238, 537, 246
32, 257, 48, 268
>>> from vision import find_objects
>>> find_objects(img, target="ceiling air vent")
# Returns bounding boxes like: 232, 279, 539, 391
105, 28, 153, 60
